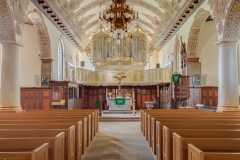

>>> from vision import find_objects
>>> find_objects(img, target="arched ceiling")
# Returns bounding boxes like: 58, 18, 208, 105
35, 0, 202, 51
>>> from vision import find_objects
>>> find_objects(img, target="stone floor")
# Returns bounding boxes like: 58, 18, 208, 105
82, 122, 156, 160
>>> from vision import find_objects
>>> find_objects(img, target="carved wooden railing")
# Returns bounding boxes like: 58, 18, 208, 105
76, 68, 172, 86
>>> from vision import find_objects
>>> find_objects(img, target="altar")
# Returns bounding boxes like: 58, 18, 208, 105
107, 98, 132, 111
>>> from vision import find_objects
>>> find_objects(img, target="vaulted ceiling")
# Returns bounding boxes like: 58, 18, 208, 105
34, 0, 202, 51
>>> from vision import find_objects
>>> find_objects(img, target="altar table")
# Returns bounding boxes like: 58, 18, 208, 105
107, 98, 132, 111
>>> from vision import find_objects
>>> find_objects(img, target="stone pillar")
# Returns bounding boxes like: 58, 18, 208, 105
215, 39, 239, 111
0, 40, 23, 111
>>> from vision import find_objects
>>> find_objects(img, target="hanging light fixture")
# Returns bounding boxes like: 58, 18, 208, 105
99, 0, 139, 39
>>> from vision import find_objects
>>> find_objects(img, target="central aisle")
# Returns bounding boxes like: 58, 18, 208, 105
82, 122, 156, 160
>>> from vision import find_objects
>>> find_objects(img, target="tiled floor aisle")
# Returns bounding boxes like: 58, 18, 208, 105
82, 122, 156, 160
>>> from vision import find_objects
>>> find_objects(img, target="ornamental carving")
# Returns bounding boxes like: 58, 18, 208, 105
9, 0, 29, 36
142, 13, 162, 28
41, 62, 52, 79
225, 0, 240, 38
208, 0, 231, 36
0, 0, 15, 40
27, 11, 52, 59
187, 9, 210, 58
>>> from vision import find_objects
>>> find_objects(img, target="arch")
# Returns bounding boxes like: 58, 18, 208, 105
23, 10, 52, 59
0, 0, 15, 40
224, 0, 240, 38
58, 37, 64, 81
187, 9, 211, 58
173, 35, 180, 73
22, 10, 52, 82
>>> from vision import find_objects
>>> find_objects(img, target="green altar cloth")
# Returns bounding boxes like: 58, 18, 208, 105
115, 98, 125, 105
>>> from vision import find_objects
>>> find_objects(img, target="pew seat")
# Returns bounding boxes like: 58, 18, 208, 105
188, 144, 240, 160
0, 143, 48, 160
0, 132, 65, 160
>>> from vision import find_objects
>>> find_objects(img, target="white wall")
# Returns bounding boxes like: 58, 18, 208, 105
159, 1, 211, 67
197, 21, 219, 86
20, 24, 41, 87
19, 1, 94, 86
149, 50, 159, 69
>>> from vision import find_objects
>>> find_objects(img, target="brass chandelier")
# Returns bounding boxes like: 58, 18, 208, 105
98, 0, 139, 44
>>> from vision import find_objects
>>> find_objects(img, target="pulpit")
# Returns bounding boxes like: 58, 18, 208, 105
107, 98, 132, 111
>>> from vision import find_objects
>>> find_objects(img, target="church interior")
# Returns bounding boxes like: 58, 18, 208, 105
0, 0, 240, 159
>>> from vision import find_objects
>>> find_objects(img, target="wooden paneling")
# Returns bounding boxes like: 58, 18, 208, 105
189, 87, 218, 107
83, 86, 159, 110
189, 88, 202, 107
84, 87, 107, 110
21, 88, 52, 110
49, 81, 81, 109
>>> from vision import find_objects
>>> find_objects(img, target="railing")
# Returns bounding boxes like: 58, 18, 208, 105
76, 68, 172, 86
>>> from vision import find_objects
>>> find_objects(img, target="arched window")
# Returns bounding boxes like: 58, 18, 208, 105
58, 39, 63, 80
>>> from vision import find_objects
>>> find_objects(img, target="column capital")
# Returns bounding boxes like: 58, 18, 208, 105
0, 39, 24, 47
214, 38, 240, 46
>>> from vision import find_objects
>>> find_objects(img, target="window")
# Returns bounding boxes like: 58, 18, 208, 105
58, 39, 63, 80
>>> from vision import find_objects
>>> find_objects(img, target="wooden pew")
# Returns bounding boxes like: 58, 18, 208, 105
156, 123, 240, 160
0, 115, 87, 157
0, 114, 91, 143
0, 143, 49, 160
173, 133, 240, 160
0, 124, 78, 159
143, 110, 240, 140
0, 132, 65, 160
0, 110, 98, 160
0, 114, 90, 146
0, 128, 75, 160
163, 127, 240, 160
188, 144, 240, 160
151, 117, 240, 155
140, 110, 240, 160
0, 118, 84, 159
26, 109, 99, 136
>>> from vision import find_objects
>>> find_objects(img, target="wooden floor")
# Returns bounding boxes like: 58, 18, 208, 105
82, 121, 156, 160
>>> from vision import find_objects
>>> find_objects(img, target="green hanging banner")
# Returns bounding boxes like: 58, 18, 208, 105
94, 99, 101, 107
172, 74, 180, 83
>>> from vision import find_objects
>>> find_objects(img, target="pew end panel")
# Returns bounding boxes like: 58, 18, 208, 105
32, 143, 49, 160
188, 144, 203, 160
151, 117, 156, 154
53, 132, 65, 160
173, 132, 183, 160
156, 121, 161, 160
162, 125, 171, 160
68, 126, 76, 160
0, 143, 49, 160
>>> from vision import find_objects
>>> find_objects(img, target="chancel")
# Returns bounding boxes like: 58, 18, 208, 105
0, 0, 240, 159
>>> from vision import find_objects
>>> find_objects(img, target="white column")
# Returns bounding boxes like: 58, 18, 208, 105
0, 40, 23, 110
215, 39, 239, 110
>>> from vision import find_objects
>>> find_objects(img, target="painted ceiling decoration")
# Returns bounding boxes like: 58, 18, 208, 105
33, 0, 203, 52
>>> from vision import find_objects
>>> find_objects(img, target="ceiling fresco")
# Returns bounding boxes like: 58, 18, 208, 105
36, 0, 202, 51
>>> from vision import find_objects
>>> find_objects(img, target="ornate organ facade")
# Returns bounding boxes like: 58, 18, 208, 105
85, 26, 154, 71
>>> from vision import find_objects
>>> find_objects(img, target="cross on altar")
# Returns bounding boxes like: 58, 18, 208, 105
113, 74, 126, 97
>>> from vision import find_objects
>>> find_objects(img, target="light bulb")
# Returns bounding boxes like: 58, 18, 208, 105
121, 34, 124, 39
130, 14, 133, 19
125, 32, 128, 37
111, 13, 114, 18
98, 18, 102, 24
127, 22, 130, 28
